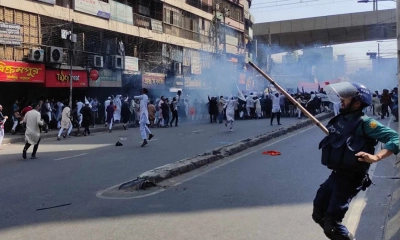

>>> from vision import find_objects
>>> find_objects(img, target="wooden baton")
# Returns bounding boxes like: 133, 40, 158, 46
248, 61, 329, 135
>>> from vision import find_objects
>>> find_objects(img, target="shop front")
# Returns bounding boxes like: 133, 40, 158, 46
87, 69, 123, 101
0, 61, 46, 116
45, 68, 88, 102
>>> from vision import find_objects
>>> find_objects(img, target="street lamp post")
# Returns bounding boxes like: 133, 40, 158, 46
357, 0, 396, 11
68, 20, 75, 109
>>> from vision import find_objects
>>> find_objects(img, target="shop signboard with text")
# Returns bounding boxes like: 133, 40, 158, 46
74, 0, 111, 19
45, 69, 88, 87
142, 73, 165, 88
89, 69, 122, 87
0, 22, 22, 45
0, 61, 45, 83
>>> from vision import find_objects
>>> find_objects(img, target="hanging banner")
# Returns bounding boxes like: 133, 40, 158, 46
124, 56, 139, 74
151, 19, 163, 33
0, 61, 45, 83
110, 0, 133, 24
190, 51, 201, 75
74, 0, 111, 19
45, 69, 87, 87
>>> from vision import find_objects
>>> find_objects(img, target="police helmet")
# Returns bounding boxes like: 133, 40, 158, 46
325, 82, 372, 106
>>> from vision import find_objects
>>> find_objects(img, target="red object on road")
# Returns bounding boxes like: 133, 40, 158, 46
262, 151, 281, 156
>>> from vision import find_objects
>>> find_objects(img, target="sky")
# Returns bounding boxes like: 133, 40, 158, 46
249, 0, 397, 73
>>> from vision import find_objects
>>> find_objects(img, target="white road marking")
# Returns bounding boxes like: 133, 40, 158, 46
344, 116, 392, 235
97, 125, 317, 199
54, 153, 88, 161
138, 138, 159, 143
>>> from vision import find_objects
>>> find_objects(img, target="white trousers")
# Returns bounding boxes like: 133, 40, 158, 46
109, 120, 113, 130
58, 124, 73, 137
333, 102, 341, 116
12, 120, 19, 130
140, 122, 151, 140
227, 120, 233, 129
0, 128, 4, 147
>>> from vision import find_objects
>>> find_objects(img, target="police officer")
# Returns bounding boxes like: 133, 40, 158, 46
312, 82, 399, 240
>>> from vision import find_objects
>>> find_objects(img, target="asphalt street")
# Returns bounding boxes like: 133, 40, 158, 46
0, 116, 397, 240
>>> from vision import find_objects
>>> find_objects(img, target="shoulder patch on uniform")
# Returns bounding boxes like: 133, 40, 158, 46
369, 120, 378, 129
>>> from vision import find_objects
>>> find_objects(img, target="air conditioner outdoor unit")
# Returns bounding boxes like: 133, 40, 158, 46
28, 48, 44, 62
112, 55, 124, 69
47, 46, 64, 64
90, 55, 104, 68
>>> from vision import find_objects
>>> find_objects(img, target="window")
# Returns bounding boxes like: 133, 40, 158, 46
139, 5, 150, 16
170, 11, 174, 24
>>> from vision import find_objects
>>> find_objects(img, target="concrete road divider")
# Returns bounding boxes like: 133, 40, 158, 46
119, 112, 334, 191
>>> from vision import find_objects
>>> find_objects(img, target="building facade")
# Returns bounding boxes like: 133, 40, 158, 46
0, 0, 254, 109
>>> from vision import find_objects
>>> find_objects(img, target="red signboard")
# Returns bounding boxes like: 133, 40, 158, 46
0, 61, 45, 83
45, 69, 88, 87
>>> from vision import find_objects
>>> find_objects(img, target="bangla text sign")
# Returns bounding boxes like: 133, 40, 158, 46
45, 69, 88, 87
0, 61, 45, 83
142, 73, 165, 87
0, 22, 22, 45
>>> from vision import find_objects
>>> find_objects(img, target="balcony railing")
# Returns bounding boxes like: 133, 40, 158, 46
133, 13, 151, 29
185, 0, 213, 14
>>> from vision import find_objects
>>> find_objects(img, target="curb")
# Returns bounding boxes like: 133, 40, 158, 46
2, 123, 137, 144
383, 158, 400, 240
119, 112, 334, 190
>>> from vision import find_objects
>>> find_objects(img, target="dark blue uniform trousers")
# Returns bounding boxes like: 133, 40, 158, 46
312, 171, 364, 239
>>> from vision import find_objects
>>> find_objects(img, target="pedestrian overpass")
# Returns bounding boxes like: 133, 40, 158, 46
253, 9, 396, 52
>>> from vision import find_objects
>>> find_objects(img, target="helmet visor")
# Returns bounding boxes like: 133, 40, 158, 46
325, 82, 359, 103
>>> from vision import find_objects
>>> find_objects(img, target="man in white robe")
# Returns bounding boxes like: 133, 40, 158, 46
224, 97, 238, 132
134, 88, 154, 147
270, 93, 284, 125
22, 103, 43, 159
113, 95, 122, 122
0, 105, 8, 150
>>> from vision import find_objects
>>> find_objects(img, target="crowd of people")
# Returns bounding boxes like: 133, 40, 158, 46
0, 85, 398, 151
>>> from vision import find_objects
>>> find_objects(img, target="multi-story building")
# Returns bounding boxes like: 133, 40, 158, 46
0, 0, 254, 110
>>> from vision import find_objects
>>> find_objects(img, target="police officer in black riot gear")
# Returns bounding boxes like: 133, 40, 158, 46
312, 82, 399, 240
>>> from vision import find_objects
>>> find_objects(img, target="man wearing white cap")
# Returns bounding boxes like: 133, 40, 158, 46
104, 97, 111, 126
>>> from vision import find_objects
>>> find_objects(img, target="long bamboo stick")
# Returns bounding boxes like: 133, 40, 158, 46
248, 61, 329, 135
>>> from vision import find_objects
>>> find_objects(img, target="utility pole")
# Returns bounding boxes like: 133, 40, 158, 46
214, 15, 219, 55
377, 42, 380, 82
267, 27, 272, 74
69, 19, 74, 109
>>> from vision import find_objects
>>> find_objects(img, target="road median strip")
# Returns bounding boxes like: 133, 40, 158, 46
119, 112, 334, 191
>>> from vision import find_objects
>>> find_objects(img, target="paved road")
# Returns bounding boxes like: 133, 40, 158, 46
0, 116, 396, 239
